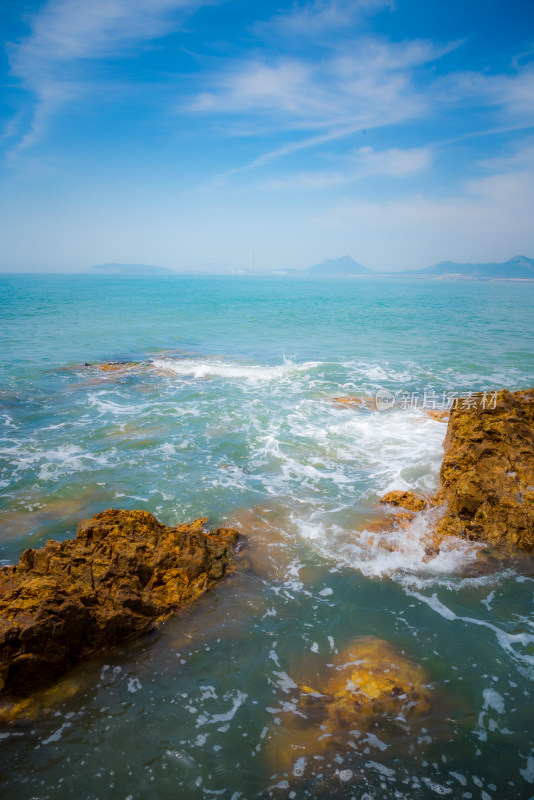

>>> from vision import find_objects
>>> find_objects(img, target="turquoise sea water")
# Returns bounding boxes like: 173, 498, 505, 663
1, 274, 533, 799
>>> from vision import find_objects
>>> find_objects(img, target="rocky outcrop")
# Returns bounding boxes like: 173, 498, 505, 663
0, 510, 239, 697
435, 388, 534, 549
380, 388, 534, 551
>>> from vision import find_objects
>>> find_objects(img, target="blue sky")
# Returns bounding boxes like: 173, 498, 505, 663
1, 0, 534, 272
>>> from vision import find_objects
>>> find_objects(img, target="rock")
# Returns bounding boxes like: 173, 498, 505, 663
422, 409, 449, 422
267, 637, 431, 777
95, 361, 138, 372
435, 388, 534, 550
332, 396, 378, 410
377, 388, 534, 553
379, 490, 430, 512
0, 509, 239, 697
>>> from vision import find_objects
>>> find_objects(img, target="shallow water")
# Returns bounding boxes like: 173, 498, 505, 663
0, 275, 533, 799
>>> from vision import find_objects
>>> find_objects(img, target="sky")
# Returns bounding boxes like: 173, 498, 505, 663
1, 0, 534, 273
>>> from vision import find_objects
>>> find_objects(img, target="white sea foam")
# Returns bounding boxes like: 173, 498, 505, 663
87, 393, 153, 416
273, 671, 298, 693
482, 688, 505, 714
196, 690, 247, 727
291, 507, 483, 587
38, 445, 115, 480
0, 441, 115, 481
41, 722, 72, 745
159, 442, 177, 457
250, 407, 445, 514
408, 591, 534, 677
520, 755, 534, 784
151, 356, 319, 381
341, 360, 417, 384
323, 407, 445, 495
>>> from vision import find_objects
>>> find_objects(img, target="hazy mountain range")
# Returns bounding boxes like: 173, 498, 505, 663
306, 255, 373, 275
88, 255, 534, 279
408, 254, 534, 279
306, 254, 534, 279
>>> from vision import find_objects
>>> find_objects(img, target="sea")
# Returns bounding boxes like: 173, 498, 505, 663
0, 273, 533, 799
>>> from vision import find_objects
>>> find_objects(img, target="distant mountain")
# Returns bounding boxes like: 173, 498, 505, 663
412, 255, 534, 279
306, 255, 374, 275
90, 263, 174, 274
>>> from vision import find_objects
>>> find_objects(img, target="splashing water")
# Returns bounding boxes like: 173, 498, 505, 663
1, 274, 533, 799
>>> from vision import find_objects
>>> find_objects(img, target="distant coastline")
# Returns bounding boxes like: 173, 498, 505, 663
2, 255, 534, 280
83, 253, 534, 280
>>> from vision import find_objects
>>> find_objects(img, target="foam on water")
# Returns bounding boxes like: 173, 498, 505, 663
407, 590, 534, 678
291, 508, 486, 587
87, 392, 155, 416
151, 356, 319, 382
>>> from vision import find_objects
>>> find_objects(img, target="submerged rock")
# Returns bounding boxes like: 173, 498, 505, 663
0, 510, 239, 697
268, 637, 431, 777
93, 361, 139, 372
332, 395, 378, 410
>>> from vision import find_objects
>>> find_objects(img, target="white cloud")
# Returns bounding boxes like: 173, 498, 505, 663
476, 137, 534, 171
186, 38, 452, 131
6, 0, 212, 153
190, 61, 313, 115
261, 146, 431, 190
256, 0, 393, 41
436, 67, 534, 126
184, 8, 459, 181
11, 0, 204, 73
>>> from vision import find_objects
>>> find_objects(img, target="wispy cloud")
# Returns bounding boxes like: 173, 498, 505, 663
181, 0, 461, 182
260, 146, 431, 190
436, 67, 534, 125
186, 39, 452, 131
6, 0, 213, 155
184, 33, 454, 184
255, 0, 394, 41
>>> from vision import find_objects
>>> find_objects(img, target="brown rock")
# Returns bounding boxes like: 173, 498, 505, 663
379, 489, 430, 512
422, 409, 450, 422
0, 509, 239, 697
267, 637, 431, 777
95, 361, 138, 372
332, 396, 378, 410
436, 388, 534, 550
375, 389, 534, 554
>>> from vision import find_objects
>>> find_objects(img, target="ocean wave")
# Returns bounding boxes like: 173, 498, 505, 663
0, 441, 117, 482
87, 392, 154, 416
151, 356, 319, 381
290, 507, 490, 588
250, 405, 445, 504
